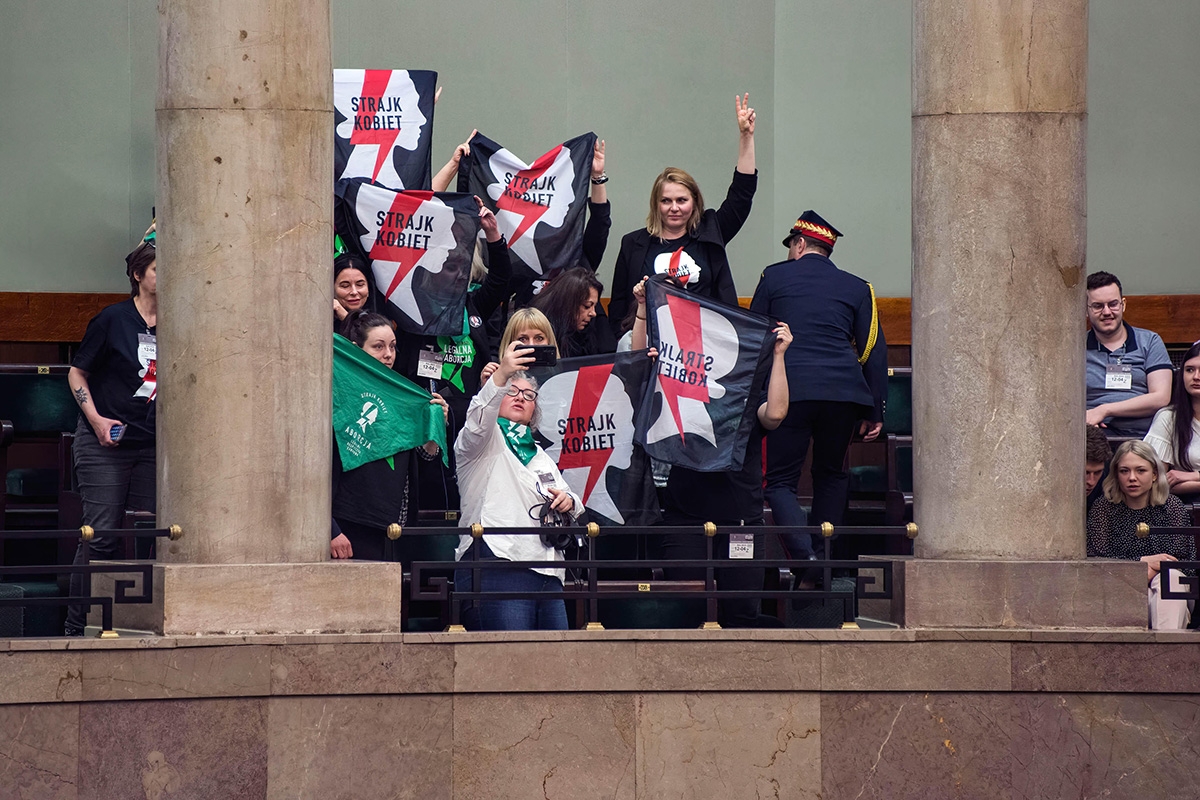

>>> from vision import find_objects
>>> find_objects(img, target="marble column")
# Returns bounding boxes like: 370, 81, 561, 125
912, 0, 1088, 561
152, 1, 401, 634
904, 1, 1147, 627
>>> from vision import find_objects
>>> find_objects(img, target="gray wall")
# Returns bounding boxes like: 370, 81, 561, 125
1, 0, 1197, 297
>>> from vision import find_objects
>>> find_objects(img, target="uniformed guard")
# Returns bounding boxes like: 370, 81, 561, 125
749, 211, 887, 567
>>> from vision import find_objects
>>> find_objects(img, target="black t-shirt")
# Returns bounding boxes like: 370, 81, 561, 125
664, 420, 765, 524
642, 235, 713, 298
72, 298, 157, 447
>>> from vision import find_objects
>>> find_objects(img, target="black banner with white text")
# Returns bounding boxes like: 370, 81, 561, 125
335, 182, 480, 336
459, 131, 595, 281
334, 69, 436, 190
634, 278, 775, 472
531, 351, 660, 527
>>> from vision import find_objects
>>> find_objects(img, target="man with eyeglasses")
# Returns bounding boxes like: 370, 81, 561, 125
1085, 271, 1172, 436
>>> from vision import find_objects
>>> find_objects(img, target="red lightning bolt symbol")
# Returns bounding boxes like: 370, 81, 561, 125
369, 190, 434, 299
350, 70, 401, 183
496, 144, 563, 245
555, 363, 615, 506
658, 293, 710, 442
666, 247, 691, 286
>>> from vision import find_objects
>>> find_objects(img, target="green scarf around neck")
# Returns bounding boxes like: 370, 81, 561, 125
497, 418, 537, 466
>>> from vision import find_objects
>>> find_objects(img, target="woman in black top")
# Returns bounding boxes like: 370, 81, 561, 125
1087, 440, 1194, 628
608, 94, 757, 326
393, 199, 511, 512
333, 254, 371, 327
331, 311, 447, 560
528, 267, 607, 358
64, 239, 159, 635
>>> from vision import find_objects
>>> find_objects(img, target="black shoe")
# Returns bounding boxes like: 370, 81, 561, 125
63, 626, 84, 637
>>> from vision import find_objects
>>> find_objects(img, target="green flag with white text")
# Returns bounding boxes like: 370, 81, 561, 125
333, 333, 447, 470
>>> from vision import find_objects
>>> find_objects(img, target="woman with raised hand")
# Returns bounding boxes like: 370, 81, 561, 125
331, 311, 448, 561
1087, 440, 1194, 629
607, 93, 757, 326
453, 312, 581, 631
1144, 341, 1200, 503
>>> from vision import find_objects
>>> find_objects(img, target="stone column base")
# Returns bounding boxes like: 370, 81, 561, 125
882, 559, 1149, 629
92, 562, 404, 636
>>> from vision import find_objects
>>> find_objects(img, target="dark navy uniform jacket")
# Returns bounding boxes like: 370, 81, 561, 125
749, 253, 887, 422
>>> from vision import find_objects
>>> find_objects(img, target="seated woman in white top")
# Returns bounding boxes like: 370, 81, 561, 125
1144, 342, 1200, 503
453, 309, 582, 630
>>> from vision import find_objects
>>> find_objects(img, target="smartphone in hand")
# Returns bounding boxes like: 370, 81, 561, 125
110, 424, 126, 443
525, 345, 558, 367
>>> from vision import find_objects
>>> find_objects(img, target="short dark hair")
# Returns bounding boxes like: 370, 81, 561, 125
125, 241, 156, 297
798, 234, 831, 257
1086, 271, 1122, 295
1085, 425, 1113, 465
339, 309, 391, 346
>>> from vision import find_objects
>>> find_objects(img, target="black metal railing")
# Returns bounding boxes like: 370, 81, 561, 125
0, 524, 181, 637
404, 521, 918, 631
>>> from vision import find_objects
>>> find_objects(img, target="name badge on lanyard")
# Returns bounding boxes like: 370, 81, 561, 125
137, 333, 157, 367
1105, 362, 1132, 391
416, 347, 444, 379
729, 532, 754, 559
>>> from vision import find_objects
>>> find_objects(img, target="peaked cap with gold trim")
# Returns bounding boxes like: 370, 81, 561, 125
783, 210, 843, 248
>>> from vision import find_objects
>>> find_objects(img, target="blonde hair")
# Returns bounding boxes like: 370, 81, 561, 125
645, 167, 704, 238
499, 307, 559, 356
1103, 440, 1170, 506
469, 241, 488, 285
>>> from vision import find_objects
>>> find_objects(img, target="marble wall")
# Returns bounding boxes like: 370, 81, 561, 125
2, 632, 1198, 799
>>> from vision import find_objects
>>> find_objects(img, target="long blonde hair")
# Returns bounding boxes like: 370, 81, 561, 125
499, 307, 559, 356
1103, 440, 1170, 506
645, 167, 704, 238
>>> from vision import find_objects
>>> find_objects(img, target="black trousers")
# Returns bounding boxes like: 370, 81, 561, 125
650, 511, 779, 629
763, 401, 861, 559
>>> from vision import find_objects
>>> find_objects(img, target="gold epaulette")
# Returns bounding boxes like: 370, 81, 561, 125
858, 282, 879, 365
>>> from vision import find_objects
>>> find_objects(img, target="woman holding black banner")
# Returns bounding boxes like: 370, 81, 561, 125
331, 311, 448, 560
453, 336, 583, 631
608, 94, 757, 327
652, 318, 793, 629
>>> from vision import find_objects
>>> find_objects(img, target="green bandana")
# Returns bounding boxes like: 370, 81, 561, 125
497, 419, 537, 466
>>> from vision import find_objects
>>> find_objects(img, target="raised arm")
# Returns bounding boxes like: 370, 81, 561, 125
470, 197, 512, 319
757, 323, 792, 430
735, 93, 756, 175
431, 129, 477, 192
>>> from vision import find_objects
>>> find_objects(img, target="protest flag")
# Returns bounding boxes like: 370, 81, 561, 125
334, 69, 437, 190
333, 334, 447, 471
334, 183, 480, 336
531, 351, 661, 526
458, 131, 596, 281
634, 278, 776, 472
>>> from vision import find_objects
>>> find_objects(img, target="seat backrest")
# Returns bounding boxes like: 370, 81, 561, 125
884, 368, 913, 436
0, 368, 77, 436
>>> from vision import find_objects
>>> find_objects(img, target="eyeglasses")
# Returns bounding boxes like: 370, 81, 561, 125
505, 387, 537, 402
1088, 299, 1122, 312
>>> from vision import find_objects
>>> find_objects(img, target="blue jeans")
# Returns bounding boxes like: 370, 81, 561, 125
65, 421, 156, 634
454, 541, 567, 631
